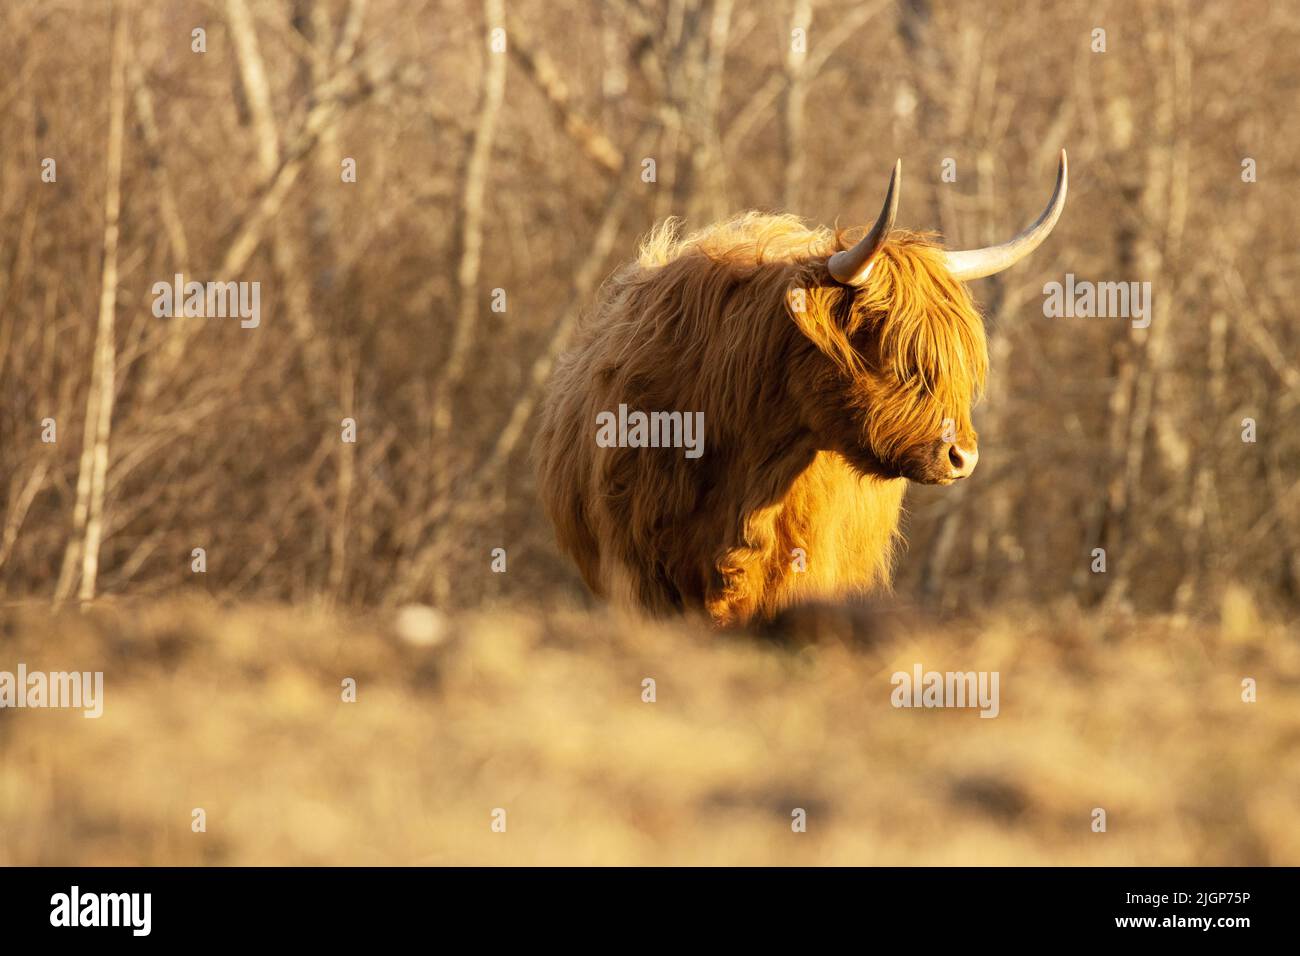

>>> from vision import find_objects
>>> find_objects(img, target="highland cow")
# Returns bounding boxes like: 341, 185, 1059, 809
535, 153, 1067, 627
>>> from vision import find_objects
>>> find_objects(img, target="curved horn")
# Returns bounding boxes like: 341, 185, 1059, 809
827, 159, 901, 285
942, 149, 1068, 281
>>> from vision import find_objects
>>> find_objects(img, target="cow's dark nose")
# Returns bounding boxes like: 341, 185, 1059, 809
946, 443, 978, 479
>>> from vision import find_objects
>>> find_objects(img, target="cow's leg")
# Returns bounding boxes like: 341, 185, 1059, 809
704, 546, 770, 628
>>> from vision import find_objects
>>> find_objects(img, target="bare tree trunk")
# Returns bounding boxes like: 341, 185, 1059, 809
130, 61, 188, 266
226, 0, 335, 408
1174, 307, 1226, 612
601, 4, 628, 128
0, 462, 49, 575
782, 0, 811, 211
329, 352, 357, 602
506, 8, 621, 174
54, 3, 128, 605
691, 0, 734, 222
1100, 4, 1190, 611
429, 0, 508, 605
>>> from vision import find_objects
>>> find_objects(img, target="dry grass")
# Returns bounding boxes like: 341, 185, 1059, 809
2, 590, 1296, 865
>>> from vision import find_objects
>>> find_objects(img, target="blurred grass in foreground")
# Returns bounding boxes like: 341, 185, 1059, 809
1, 589, 1297, 865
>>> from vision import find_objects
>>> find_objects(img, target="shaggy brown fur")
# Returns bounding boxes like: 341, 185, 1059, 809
534, 213, 989, 627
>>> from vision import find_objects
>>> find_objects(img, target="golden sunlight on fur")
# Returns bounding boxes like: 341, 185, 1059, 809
535, 213, 990, 628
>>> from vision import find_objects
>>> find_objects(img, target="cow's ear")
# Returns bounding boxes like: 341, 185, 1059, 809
787, 285, 859, 373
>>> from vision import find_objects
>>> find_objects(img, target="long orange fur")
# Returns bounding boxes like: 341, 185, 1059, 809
534, 213, 988, 627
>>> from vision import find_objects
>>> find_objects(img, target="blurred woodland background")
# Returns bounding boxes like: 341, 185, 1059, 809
0, 0, 1298, 616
